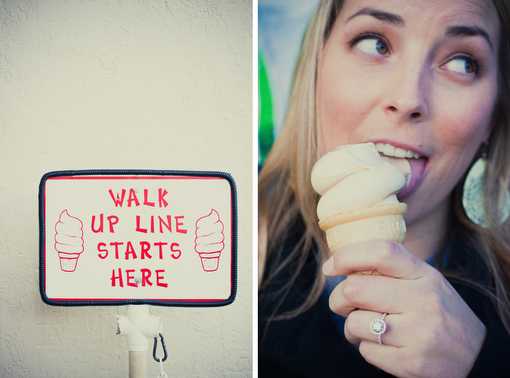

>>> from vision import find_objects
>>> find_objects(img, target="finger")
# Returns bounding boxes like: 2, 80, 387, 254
322, 239, 430, 280
358, 341, 407, 378
344, 310, 401, 347
329, 274, 410, 316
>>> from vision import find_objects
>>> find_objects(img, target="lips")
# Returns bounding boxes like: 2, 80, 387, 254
373, 142, 428, 200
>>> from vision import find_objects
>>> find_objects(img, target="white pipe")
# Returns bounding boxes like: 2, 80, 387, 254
116, 305, 163, 378
129, 351, 147, 378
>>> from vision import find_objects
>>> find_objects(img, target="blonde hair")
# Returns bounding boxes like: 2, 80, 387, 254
259, 0, 510, 332
452, 7, 510, 331
258, 0, 340, 319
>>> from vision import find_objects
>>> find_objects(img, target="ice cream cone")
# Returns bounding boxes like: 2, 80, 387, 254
58, 252, 81, 272
319, 203, 407, 276
199, 252, 221, 271
311, 143, 410, 277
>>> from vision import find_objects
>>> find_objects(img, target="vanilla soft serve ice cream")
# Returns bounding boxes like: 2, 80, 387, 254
312, 143, 406, 220
311, 143, 408, 261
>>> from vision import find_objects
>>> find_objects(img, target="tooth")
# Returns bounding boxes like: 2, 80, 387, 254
394, 147, 407, 158
383, 144, 396, 157
374, 143, 421, 159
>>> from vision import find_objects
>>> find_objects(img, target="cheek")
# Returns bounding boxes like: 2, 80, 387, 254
424, 90, 496, 206
435, 92, 495, 154
318, 69, 372, 153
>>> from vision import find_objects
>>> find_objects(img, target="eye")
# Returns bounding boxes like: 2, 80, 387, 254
355, 37, 389, 55
444, 57, 478, 74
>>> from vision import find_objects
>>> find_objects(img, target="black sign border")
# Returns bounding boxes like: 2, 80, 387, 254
39, 169, 238, 307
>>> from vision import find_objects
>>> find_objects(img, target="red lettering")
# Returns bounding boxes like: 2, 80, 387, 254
109, 268, 171, 288
91, 214, 103, 233
127, 189, 140, 207
111, 268, 123, 287
155, 270, 168, 288
159, 215, 171, 233
110, 242, 123, 259
107, 215, 119, 233
92, 214, 118, 233
125, 241, 137, 260
154, 242, 168, 259
175, 216, 187, 234
141, 268, 153, 286
140, 241, 152, 259
97, 242, 108, 259
143, 189, 155, 207
109, 189, 126, 207
126, 269, 137, 287
98, 241, 184, 262
135, 215, 147, 233
170, 243, 181, 259
158, 188, 168, 208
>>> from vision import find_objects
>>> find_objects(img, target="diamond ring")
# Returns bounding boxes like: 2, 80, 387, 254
370, 313, 387, 345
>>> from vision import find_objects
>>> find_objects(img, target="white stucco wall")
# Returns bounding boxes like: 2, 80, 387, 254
0, 0, 253, 377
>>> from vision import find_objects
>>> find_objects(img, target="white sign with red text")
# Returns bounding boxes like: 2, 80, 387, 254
39, 171, 236, 307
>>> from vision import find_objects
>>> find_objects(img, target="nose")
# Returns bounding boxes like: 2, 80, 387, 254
383, 57, 429, 123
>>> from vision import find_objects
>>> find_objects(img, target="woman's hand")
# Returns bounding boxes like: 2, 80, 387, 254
322, 240, 486, 378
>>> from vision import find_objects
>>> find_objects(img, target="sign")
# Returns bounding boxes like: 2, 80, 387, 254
39, 170, 237, 307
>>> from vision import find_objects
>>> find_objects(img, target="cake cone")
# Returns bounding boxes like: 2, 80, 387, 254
319, 203, 407, 276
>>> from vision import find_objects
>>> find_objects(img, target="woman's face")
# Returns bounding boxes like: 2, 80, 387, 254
318, 0, 500, 228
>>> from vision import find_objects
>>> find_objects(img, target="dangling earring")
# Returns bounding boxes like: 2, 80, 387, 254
462, 141, 510, 227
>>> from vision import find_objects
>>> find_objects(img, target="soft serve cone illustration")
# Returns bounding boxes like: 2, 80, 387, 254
54, 210, 85, 272
194, 209, 225, 272
311, 143, 408, 276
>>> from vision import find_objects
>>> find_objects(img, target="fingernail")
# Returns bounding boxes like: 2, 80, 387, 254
323, 258, 333, 276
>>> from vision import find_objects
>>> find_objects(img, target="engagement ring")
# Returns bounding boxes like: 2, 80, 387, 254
370, 313, 387, 345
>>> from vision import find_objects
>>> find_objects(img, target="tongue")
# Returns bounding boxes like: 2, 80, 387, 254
398, 158, 426, 199
382, 156, 425, 200
383, 156, 411, 178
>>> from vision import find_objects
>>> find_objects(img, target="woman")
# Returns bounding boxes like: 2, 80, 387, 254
258, 0, 510, 377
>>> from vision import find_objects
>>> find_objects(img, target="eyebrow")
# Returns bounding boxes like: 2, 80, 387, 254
345, 7, 494, 51
345, 7, 405, 27
445, 25, 494, 50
